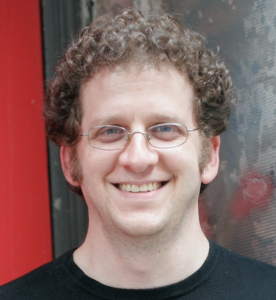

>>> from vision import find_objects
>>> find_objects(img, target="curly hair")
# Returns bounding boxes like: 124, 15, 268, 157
44, 9, 237, 196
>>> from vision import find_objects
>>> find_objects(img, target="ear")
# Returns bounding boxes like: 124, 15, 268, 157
201, 136, 220, 184
60, 145, 79, 187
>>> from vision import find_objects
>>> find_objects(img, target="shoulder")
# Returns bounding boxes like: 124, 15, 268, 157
215, 241, 276, 275
0, 250, 74, 300
208, 240, 276, 297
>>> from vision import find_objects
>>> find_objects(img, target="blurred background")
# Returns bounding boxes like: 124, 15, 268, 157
1, 0, 276, 285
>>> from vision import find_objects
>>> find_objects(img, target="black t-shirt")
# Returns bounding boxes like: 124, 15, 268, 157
1, 240, 276, 299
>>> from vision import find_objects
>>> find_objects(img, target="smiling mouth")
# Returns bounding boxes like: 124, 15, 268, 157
116, 182, 167, 193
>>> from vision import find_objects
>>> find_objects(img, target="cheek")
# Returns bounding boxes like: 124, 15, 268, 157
85, 151, 117, 176
81, 152, 118, 203
163, 146, 201, 177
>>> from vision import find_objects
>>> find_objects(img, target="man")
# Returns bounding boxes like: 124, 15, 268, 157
1, 9, 276, 300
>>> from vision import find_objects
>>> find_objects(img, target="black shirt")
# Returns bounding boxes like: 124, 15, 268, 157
1, 240, 276, 299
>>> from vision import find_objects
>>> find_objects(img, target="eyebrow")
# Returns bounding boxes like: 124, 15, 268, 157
154, 113, 179, 121
88, 115, 124, 127
87, 113, 185, 130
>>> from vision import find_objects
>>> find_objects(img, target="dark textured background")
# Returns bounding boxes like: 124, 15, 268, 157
163, 0, 276, 265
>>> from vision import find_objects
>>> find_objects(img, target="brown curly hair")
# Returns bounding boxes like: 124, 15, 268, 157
44, 9, 237, 196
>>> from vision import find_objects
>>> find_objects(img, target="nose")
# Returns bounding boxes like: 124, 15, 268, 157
118, 131, 159, 173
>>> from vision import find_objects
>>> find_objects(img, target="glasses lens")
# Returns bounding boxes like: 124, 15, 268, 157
89, 125, 128, 150
147, 123, 188, 148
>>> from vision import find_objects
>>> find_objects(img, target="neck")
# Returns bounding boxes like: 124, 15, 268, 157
73, 211, 209, 289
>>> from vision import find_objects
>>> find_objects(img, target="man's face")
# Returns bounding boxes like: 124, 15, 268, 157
62, 66, 219, 239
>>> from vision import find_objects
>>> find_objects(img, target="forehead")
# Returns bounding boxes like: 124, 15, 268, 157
80, 66, 196, 128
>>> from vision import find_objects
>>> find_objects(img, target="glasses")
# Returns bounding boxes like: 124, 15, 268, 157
79, 123, 199, 151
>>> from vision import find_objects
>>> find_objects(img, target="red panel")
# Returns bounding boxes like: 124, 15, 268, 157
0, 0, 52, 285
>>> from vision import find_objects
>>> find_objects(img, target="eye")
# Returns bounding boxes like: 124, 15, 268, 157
87, 125, 128, 150
151, 124, 180, 134
90, 126, 127, 143
105, 128, 121, 135
96, 126, 124, 136
155, 125, 176, 132
148, 123, 187, 142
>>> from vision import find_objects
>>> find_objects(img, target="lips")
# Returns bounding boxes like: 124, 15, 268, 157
117, 182, 163, 193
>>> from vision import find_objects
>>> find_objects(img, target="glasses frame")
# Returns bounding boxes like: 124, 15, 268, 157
79, 123, 200, 151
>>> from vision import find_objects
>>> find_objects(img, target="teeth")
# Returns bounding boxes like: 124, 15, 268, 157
147, 183, 153, 191
131, 185, 140, 193
118, 182, 163, 192
139, 184, 148, 192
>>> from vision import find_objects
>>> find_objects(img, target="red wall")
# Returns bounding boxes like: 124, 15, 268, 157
0, 0, 52, 285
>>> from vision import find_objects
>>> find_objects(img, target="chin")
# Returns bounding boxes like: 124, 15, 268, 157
111, 213, 168, 237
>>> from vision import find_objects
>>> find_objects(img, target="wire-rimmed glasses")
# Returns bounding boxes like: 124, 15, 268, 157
79, 123, 199, 151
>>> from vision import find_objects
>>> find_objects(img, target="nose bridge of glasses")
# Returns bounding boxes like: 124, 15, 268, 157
126, 131, 149, 143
